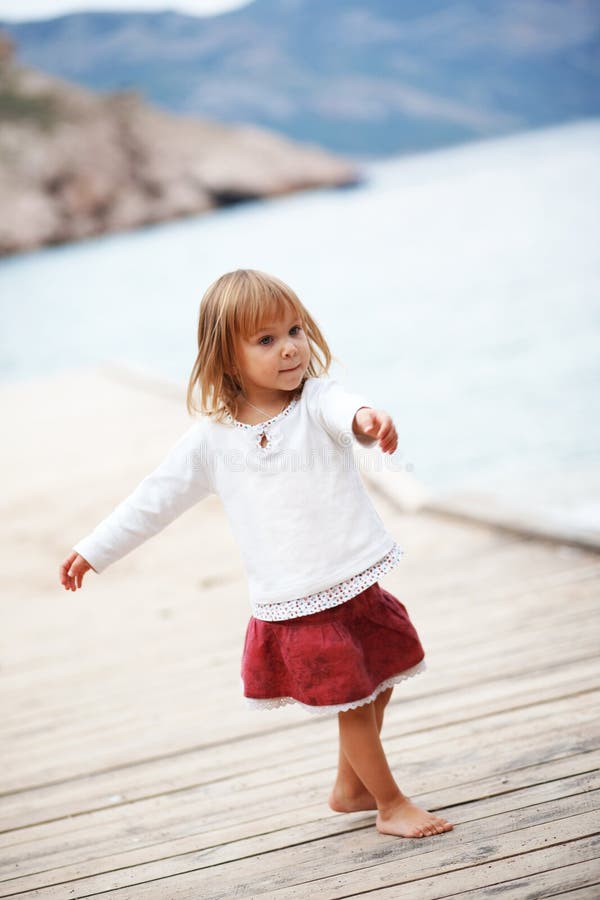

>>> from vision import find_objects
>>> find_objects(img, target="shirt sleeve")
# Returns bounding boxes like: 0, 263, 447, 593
72, 421, 213, 574
312, 378, 378, 449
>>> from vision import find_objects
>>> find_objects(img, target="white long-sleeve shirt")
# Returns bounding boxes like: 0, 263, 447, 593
72, 377, 402, 616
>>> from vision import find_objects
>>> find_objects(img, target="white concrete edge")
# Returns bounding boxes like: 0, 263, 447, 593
357, 451, 600, 555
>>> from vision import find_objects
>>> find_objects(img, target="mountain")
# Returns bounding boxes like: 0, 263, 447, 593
1, 0, 599, 158
0, 32, 359, 256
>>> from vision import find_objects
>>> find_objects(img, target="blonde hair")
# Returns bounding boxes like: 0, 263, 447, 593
186, 269, 335, 422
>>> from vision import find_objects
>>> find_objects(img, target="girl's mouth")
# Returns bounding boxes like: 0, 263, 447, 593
280, 363, 301, 373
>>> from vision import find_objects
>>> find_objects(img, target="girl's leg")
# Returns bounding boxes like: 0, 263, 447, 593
336, 699, 454, 838
329, 686, 393, 812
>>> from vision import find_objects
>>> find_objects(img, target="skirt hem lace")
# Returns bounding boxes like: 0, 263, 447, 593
241, 657, 427, 716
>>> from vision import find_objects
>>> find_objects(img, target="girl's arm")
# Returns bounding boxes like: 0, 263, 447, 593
62, 422, 212, 589
311, 378, 397, 452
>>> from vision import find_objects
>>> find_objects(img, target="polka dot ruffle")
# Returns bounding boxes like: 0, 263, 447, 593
252, 542, 404, 621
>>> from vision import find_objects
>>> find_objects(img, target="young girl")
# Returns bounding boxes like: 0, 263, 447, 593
60, 268, 453, 840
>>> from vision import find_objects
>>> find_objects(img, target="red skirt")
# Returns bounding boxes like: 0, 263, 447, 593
240, 581, 426, 715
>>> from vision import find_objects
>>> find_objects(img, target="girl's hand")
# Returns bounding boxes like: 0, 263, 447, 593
353, 407, 398, 454
60, 552, 95, 592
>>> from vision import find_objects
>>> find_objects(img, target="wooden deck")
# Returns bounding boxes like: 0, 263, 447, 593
1, 368, 599, 898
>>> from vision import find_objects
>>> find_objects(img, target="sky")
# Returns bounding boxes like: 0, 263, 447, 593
0, 0, 254, 20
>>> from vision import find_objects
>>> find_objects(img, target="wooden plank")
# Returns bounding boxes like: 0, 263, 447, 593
2, 370, 599, 899
544, 884, 600, 900
3, 564, 596, 760
14, 805, 599, 899
3, 617, 598, 778
3, 552, 596, 703
3, 768, 598, 896
2, 552, 600, 699
1, 673, 597, 833
1, 677, 597, 836
4, 568, 598, 708
193, 813, 600, 900
0, 767, 600, 896
4, 531, 596, 672
6, 576, 594, 780
1, 724, 598, 892
3, 644, 596, 814
350, 854, 600, 899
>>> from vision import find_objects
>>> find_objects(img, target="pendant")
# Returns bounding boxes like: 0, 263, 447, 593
253, 424, 283, 452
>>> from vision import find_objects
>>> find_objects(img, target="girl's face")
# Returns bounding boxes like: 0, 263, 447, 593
234, 306, 311, 398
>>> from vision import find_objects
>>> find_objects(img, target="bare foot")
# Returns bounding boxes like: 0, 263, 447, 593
376, 795, 454, 838
328, 784, 377, 813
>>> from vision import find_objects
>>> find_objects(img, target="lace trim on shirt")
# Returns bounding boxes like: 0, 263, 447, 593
225, 394, 300, 429
241, 659, 427, 716
224, 395, 301, 451
251, 542, 404, 622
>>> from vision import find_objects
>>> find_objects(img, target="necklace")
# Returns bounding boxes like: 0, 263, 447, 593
228, 392, 300, 451
240, 394, 289, 420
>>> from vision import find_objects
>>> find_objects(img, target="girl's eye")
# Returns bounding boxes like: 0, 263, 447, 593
259, 325, 302, 346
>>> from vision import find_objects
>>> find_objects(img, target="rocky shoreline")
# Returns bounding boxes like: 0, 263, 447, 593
0, 33, 361, 257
